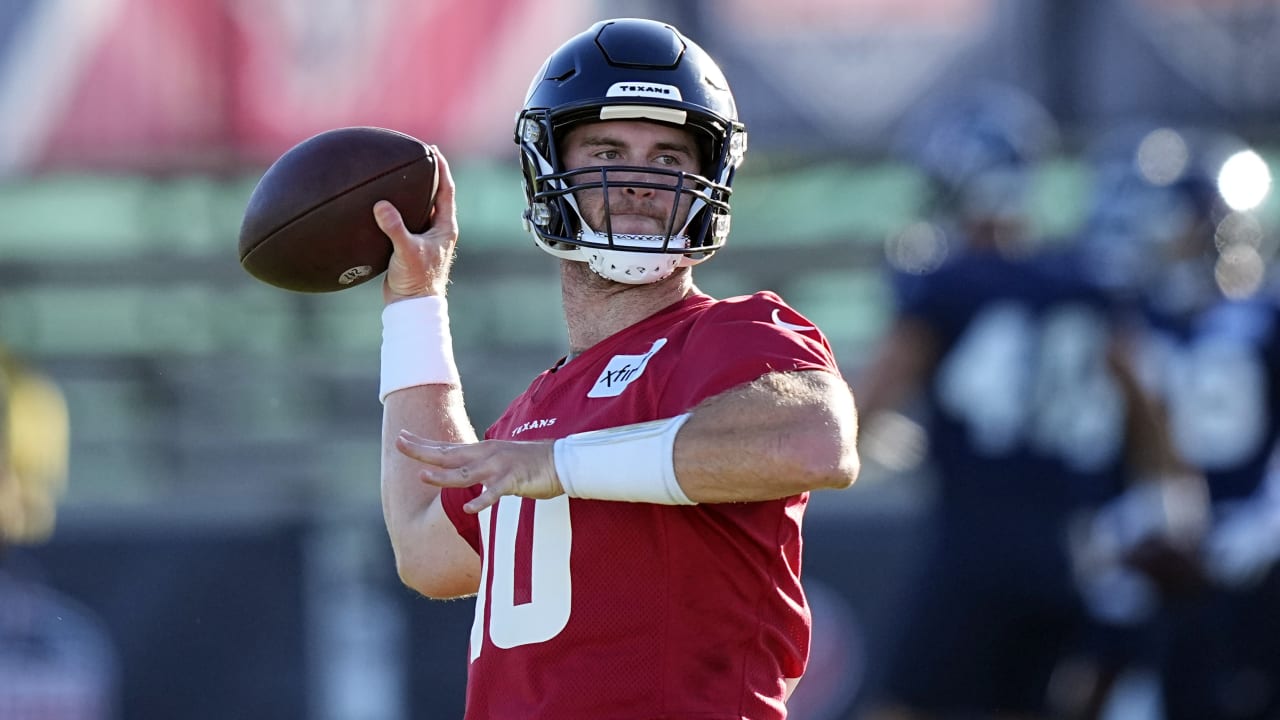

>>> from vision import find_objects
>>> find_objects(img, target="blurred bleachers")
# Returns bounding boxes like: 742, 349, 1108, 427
0, 159, 939, 513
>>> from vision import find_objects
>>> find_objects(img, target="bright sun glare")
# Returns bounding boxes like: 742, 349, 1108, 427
1217, 150, 1272, 211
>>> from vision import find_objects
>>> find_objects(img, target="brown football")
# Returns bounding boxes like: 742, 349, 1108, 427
238, 126, 437, 293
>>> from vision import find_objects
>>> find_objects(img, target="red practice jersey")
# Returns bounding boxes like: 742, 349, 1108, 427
440, 291, 841, 720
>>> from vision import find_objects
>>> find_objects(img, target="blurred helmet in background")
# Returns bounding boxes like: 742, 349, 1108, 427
1080, 124, 1273, 310
514, 17, 748, 284
0, 353, 69, 546
895, 82, 1059, 229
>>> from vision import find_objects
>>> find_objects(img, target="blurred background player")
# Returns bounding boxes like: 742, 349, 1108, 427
853, 85, 1203, 720
1052, 124, 1227, 720
0, 350, 119, 719
1091, 125, 1280, 720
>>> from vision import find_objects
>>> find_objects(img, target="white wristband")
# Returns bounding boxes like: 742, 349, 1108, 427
379, 296, 461, 403
553, 413, 695, 505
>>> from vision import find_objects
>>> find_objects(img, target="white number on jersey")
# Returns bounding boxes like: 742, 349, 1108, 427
936, 301, 1124, 471
1166, 338, 1267, 470
937, 303, 1032, 455
470, 494, 572, 661
1031, 306, 1126, 471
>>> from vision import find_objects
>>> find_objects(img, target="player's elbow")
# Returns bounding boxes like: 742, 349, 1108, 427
802, 434, 861, 491
394, 554, 431, 596
391, 543, 479, 600
785, 413, 860, 492
801, 372, 861, 491
815, 392, 862, 490
392, 548, 434, 596
398, 572, 452, 600
827, 443, 861, 490
395, 555, 474, 600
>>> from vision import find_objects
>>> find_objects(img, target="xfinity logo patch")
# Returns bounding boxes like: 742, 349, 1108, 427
606, 82, 683, 100
588, 338, 668, 398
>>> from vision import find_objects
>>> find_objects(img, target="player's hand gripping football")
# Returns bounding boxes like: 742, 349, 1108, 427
374, 145, 457, 302
395, 431, 565, 513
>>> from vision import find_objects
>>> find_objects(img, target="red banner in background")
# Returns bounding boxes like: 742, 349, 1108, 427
3, 0, 590, 176
6, 0, 1278, 176
3, 0, 229, 174
225, 0, 589, 163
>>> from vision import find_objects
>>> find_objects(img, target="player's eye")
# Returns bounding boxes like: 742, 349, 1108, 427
654, 153, 692, 169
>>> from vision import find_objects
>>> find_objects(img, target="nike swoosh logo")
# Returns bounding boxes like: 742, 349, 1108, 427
772, 308, 816, 333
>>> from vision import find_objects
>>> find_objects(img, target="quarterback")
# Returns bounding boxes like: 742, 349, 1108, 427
373, 18, 860, 720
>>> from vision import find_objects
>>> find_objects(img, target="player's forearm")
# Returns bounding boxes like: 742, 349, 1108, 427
674, 371, 860, 503
380, 385, 477, 562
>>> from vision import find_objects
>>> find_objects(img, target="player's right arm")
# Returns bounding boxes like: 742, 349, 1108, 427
381, 386, 481, 598
375, 148, 483, 599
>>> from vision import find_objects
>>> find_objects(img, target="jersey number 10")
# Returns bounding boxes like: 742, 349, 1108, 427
469, 494, 573, 660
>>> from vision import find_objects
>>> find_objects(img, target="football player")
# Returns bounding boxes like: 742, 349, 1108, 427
370, 18, 860, 719
855, 88, 1201, 720
1101, 126, 1280, 720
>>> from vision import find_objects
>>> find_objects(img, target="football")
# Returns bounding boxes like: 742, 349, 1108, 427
238, 126, 438, 293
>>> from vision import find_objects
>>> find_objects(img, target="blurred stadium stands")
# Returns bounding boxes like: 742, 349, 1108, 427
1, 0, 1278, 718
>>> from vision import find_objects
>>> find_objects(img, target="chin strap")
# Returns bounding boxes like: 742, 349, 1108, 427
577, 230, 692, 284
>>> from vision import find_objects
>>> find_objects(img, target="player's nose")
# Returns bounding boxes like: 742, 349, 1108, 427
622, 183, 655, 198
609, 166, 663, 196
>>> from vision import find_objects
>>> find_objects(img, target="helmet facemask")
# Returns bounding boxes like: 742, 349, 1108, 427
514, 18, 747, 285
519, 110, 743, 284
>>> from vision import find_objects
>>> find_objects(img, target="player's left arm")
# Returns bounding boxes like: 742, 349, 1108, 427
395, 368, 859, 512
669, 369, 860, 502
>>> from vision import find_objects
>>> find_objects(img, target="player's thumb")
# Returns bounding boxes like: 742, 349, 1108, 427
374, 200, 411, 251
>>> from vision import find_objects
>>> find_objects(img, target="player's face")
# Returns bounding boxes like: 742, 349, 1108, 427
560, 120, 701, 236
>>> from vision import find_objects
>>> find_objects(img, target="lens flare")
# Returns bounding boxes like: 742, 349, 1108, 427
1136, 128, 1189, 186
1218, 150, 1272, 211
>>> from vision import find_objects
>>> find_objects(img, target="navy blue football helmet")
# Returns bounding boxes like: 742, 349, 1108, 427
897, 83, 1058, 225
1079, 124, 1235, 302
514, 18, 747, 283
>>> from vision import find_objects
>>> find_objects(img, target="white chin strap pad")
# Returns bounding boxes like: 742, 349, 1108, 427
586, 247, 684, 284
577, 230, 695, 284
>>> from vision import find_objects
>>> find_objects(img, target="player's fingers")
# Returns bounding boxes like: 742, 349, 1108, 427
395, 432, 475, 468
427, 146, 459, 238
415, 455, 512, 513
418, 462, 486, 489
462, 484, 506, 514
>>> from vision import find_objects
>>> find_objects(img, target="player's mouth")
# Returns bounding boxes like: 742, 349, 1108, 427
606, 213, 666, 235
